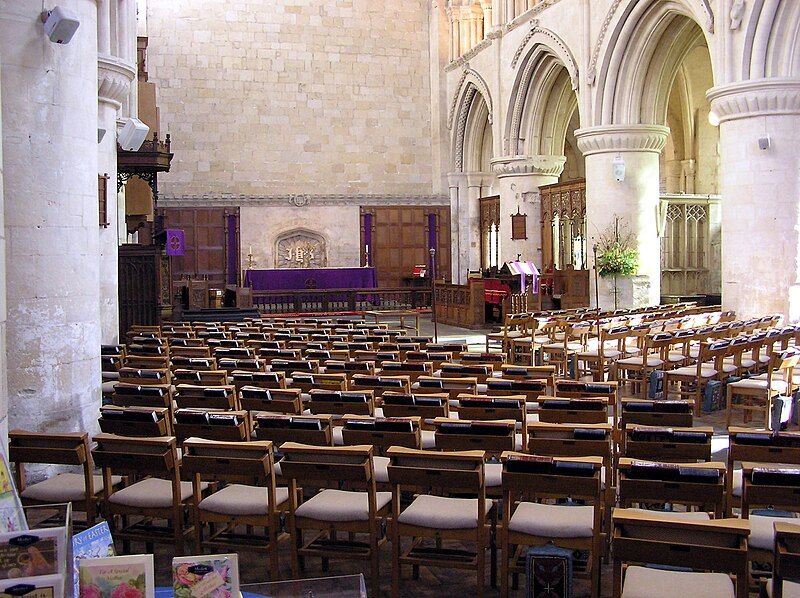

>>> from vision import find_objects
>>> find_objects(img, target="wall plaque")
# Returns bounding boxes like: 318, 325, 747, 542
275, 229, 327, 269
511, 209, 527, 240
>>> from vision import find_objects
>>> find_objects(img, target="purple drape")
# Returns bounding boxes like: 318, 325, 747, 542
226, 214, 238, 285
363, 213, 373, 266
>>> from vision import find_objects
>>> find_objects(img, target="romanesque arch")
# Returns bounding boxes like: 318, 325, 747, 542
450, 71, 494, 172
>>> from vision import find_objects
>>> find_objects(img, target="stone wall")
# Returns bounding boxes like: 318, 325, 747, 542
144, 0, 436, 198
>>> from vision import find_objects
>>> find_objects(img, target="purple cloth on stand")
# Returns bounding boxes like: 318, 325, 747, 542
244, 267, 378, 291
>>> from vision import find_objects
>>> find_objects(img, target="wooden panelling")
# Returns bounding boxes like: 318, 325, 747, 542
118, 244, 170, 339
159, 208, 238, 286
434, 281, 485, 329
361, 206, 451, 289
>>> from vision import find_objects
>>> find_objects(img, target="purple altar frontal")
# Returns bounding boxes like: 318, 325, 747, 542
245, 267, 378, 291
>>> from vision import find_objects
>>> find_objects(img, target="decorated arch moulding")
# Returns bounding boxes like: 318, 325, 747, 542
447, 65, 494, 131
707, 78, 800, 124
490, 155, 567, 178
510, 19, 579, 92
574, 124, 669, 156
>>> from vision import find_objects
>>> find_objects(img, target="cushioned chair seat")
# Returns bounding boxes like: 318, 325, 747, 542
295, 489, 391, 522
485, 462, 502, 487
578, 349, 622, 358
622, 565, 734, 598
373, 456, 390, 484
617, 356, 664, 367
667, 352, 688, 363
729, 378, 788, 392
543, 342, 583, 352
624, 508, 711, 522
333, 427, 344, 446
108, 477, 204, 508
732, 468, 742, 497
766, 579, 800, 598
102, 371, 120, 381
748, 514, 800, 550
398, 494, 492, 530
21, 473, 123, 502
198, 484, 289, 515
508, 502, 594, 538
724, 357, 757, 369
101, 381, 118, 394
421, 430, 436, 449
668, 364, 718, 378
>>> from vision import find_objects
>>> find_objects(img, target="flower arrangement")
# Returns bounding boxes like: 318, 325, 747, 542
595, 217, 638, 278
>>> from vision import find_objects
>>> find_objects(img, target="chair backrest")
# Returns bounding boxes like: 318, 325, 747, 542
433, 418, 515, 456
774, 523, 800, 596
92, 434, 180, 480
378, 361, 433, 382
525, 423, 613, 469
617, 457, 726, 517
173, 409, 250, 443
620, 399, 694, 429
169, 356, 216, 372
9, 430, 92, 495
538, 397, 609, 425
98, 406, 172, 437
405, 351, 452, 370
554, 379, 618, 400
278, 443, 376, 488
174, 384, 239, 410
612, 508, 749, 598
387, 447, 485, 495
622, 424, 713, 462
349, 374, 411, 396
380, 392, 450, 421
741, 463, 800, 515
440, 363, 493, 383
486, 378, 548, 403
231, 370, 285, 391
307, 389, 375, 416
454, 395, 526, 426
341, 416, 422, 453
239, 386, 302, 414
172, 368, 228, 386
289, 372, 348, 393
416, 376, 478, 399
181, 438, 277, 490
501, 452, 603, 503
118, 367, 170, 386
112, 383, 173, 410
254, 414, 333, 446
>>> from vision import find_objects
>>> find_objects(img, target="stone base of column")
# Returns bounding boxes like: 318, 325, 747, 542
597, 274, 652, 311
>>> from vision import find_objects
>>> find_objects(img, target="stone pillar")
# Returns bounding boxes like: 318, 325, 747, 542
0, 57, 8, 445
98, 55, 135, 343
479, 0, 493, 35
1, 0, 102, 433
448, 174, 463, 282
576, 125, 669, 309
491, 155, 566, 267
708, 79, 800, 320
465, 173, 486, 277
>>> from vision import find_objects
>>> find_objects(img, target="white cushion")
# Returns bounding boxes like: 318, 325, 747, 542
421, 430, 436, 449
617, 357, 664, 367
101, 381, 117, 394
625, 508, 711, 522
21, 473, 123, 502
749, 514, 800, 550
669, 364, 717, 378
373, 456, 390, 483
543, 342, 583, 352
485, 462, 502, 487
198, 484, 289, 515
108, 477, 201, 508
508, 502, 594, 538
766, 579, 800, 598
578, 349, 622, 358
398, 495, 492, 530
732, 468, 742, 498
730, 378, 788, 392
295, 489, 391, 522
333, 427, 344, 446
622, 565, 734, 598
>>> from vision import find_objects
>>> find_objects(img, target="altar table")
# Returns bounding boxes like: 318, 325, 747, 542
245, 267, 378, 291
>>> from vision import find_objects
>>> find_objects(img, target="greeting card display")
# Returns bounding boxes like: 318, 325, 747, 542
78, 555, 154, 598
172, 554, 239, 598
0, 573, 63, 597
71, 522, 114, 598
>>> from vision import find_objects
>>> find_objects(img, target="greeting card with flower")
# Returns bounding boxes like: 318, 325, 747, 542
172, 554, 238, 598
78, 555, 154, 598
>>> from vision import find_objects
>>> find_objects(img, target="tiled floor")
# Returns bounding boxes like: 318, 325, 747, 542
140, 314, 767, 597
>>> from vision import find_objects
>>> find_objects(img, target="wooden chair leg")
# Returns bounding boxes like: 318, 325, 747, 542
370, 536, 380, 596
476, 532, 485, 598
725, 386, 734, 427
289, 519, 300, 578
500, 531, 509, 598
391, 526, 401, 598
268, 517, 280, 581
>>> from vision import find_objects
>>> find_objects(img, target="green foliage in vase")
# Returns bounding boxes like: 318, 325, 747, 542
595, 216, 639, 278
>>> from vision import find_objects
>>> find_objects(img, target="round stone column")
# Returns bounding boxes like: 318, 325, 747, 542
1, 0, 102, 433
576, 125, 669, 309
0, 56, 8, 445
491, 155, 566, 267
708, 79, 800, 321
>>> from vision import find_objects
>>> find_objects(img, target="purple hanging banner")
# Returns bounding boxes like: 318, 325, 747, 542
427, 213, 437, 276
226, 214, 238, 285
165, 229, 185, 256
363, 213, 373, 266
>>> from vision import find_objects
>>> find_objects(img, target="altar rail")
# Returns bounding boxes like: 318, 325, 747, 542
251, 287, 431, 314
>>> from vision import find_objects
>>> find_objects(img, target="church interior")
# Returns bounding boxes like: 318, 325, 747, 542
2, 0, 800, 596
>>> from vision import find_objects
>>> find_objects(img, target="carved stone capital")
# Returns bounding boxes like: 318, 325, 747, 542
707, 78, 800, 124
575, 125, 669, 156
490, 155, 566, 178
98, 54, 136, 109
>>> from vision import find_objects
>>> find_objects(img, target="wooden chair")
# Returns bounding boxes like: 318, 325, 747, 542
182, 438, 289, 578
577, 325, 629, 381
617, 457, 727, 518
541, 321, 591, 378
9, 430, 122, 527
740, 463, 800, 575
611, 508, 750, 597
663, 340, 733, 416
485, 312, 531, 356
92, 434, 202, 554
726, 427, 800, 517
614, 332, 673, 398
500, 453, 604, 597
281, 443, 391, 593
726, 350, 799, 427
770, 522, 800, 598
387, 447, 495, 598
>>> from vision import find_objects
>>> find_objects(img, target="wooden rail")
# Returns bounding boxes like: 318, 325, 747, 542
251, 287, 431, 314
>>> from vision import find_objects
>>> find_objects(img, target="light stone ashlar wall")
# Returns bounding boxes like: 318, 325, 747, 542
146, 0, 435, 198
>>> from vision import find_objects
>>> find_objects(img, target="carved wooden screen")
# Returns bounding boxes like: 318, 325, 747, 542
660, 197, 718, 297
540, 180, 587, 270
479, 195, 500, 270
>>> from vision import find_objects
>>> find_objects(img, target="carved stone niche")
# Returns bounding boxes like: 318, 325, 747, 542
275, 229, 328, 269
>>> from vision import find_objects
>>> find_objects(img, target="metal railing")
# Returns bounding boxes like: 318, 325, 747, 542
251, 287, 432, 314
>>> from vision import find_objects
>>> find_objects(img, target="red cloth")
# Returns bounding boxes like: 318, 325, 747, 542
483, 279, 511, 305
